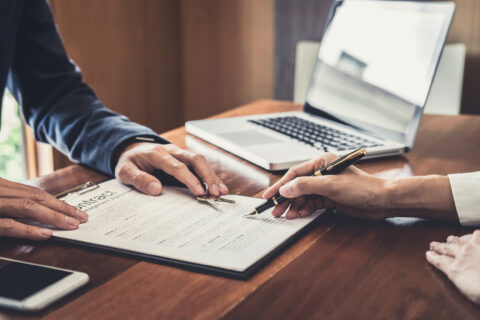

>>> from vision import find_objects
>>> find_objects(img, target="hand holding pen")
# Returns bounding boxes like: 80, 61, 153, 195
251, 148, 368, 219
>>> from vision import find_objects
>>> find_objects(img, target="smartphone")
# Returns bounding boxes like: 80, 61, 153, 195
0, 257, 89, 311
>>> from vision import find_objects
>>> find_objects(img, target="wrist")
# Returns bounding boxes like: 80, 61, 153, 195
120, 142, 149, 155
383, 175, 457, 220
384, 176, 432, 212
380, 178, 397, 217
111, 135, 169, 174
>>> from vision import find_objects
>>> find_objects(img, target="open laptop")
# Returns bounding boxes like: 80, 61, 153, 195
186, 0, 455, 171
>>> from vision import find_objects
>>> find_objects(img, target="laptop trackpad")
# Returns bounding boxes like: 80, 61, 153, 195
219, 130, 280, 146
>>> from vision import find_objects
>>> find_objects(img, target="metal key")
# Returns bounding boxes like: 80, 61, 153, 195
196, 196, 220, 208
196, 196, 235, 207
214, 197, 236, 204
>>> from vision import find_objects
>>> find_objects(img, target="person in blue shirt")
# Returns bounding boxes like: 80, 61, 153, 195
0, 0, 228, 240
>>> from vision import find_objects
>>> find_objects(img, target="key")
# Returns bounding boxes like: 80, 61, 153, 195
196, 196, 220, 208
214, 197, 236, 204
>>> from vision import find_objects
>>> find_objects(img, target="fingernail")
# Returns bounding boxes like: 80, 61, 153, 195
66, 216, 79, 228
76, 208, 89, 222
211, 184, 220, 196
195, 184, 206, 195
40, 228, 53, 237
148, 182, 162, 195
219, 183, 229, 194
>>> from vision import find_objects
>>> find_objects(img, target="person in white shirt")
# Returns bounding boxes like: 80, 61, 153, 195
263, 153, 480, 305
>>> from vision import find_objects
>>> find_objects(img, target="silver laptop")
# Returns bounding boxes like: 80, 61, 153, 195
186, 0, 455, 171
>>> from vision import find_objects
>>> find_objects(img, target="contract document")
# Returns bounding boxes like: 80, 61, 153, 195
54, 179, 324, 278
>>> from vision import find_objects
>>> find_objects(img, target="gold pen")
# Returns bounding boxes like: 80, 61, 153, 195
247, 148, 367, 216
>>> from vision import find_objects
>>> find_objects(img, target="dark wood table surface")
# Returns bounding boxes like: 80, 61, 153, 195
1, 100, 480, 319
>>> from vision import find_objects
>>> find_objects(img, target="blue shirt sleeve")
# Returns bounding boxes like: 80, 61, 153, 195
8, 0, 169, 176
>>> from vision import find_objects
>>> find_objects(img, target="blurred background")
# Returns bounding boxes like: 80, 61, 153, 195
1, 0, 479, 181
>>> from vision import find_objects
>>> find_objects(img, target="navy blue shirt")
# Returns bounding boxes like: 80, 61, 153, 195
0, 0, 168, 176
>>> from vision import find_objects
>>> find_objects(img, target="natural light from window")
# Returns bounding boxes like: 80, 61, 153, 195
0, 90, 26, 181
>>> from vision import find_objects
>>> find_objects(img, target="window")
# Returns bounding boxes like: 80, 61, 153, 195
0, 90, 26, 181
0, 90, 54, 182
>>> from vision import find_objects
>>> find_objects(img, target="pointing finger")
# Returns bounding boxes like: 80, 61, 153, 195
116, 163, 163, 196
263, 157, 326, 199
173, 151, 227, 196
279, 176, 334, 199
150, 153, 205, 196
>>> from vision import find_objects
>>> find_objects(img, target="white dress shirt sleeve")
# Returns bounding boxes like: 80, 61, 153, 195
448, 172, 480, 226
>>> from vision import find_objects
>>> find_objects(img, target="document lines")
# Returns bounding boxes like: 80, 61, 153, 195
53, 180, 324, 279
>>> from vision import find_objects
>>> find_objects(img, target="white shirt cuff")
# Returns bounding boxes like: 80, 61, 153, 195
448, 172, 480, 226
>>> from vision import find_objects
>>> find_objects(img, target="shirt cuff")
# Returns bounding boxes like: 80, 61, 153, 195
448, 172, 480, 226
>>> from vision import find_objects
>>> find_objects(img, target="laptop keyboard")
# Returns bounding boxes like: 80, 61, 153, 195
248, 116, 382, 152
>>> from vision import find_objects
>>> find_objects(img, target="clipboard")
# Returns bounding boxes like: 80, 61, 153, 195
53, 216, 322, 280
55, 181, 234, 208
51, 179, 325, 280
54, 181, 100, 199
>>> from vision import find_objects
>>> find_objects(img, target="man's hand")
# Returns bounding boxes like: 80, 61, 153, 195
263, 152, 389, 219
0, 178, 88, 240
115, 143, 228, 197
427, 231, 480, 305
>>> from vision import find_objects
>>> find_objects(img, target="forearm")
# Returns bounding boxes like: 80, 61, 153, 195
384, 175, 459, 222
10, 0, 166, 176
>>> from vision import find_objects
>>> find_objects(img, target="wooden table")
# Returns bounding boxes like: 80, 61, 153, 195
1, 100, 480, 319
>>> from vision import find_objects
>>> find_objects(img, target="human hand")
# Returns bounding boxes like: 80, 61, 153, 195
427, 231, 480, 305
115, 143, 228, 197
0, 178, 88, 240
263, 153, 389, 219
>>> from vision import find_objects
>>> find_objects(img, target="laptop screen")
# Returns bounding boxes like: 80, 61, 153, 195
305, 0, 455, 146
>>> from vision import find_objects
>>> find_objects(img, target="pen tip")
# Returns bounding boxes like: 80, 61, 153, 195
246, 209, 258, 216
